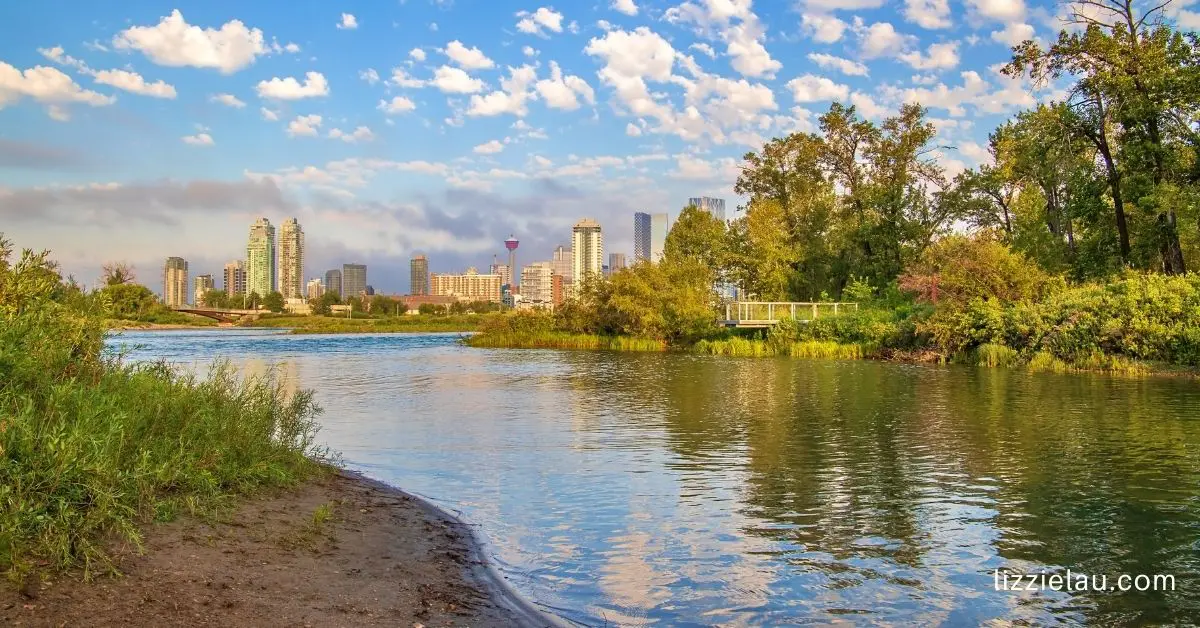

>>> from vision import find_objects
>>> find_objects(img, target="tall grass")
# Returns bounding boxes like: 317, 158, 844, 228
693, 337, 872, 359
1, 240, 325, 585
464, 331, 667, 352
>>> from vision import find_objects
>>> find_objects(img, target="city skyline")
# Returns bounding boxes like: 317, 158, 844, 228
0, 1, 1119, 294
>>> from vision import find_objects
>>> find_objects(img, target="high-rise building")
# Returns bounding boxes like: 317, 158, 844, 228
688, 197, 726, 222
634, 212, 650, 262
325, 269, 343, 298
223, 260, 246, 296
278, 217, 305, 300
342, 263, 367, 298
246, 217, 276, 297
430, 267, 503, 302
520, 261, 554, 304
551, 245, 572, 283
306, 278, 324, 300
609, 253, 627, 275
551, 274, 564, 306
651, 213, 669, 261
163, 257, 188, 307
490, 258, 512, 290
193, 274, 214, 306
571, 219, 604, 285
410, 255, 429, 296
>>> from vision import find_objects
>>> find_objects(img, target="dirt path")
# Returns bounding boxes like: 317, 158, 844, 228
2, 471, 554, 627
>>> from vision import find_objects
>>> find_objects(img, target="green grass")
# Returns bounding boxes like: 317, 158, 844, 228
464, 331, 667, 352
244, 313, 494, 334
104, 312, 218, 328
1, 272, 326, 585
693, 337, 872, 359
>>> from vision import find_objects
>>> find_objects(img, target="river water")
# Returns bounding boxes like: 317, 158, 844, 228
108, 329, 1200, 625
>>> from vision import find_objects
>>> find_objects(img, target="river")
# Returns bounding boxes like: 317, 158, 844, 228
108, 329, 1200, 625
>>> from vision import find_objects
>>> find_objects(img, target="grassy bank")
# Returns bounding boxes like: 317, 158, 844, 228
465, 331, 667, 351
1, 239, 326, 585
244, 313, 494, 334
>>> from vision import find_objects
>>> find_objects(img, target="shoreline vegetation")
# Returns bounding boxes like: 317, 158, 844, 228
1, 237, 548, 626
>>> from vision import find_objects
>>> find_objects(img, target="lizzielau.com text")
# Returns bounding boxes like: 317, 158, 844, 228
994, 569, 1176, 593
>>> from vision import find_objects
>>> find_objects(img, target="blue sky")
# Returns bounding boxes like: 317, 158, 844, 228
1, 0, 1197, 293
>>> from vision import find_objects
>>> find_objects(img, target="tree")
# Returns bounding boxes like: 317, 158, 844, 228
246, 291, 262, 310
100, 283, 158, 319
203, 290, 230, 309
263, 291, 285, 313
664, 204, 728, 281
101, 262, 136, 286
370, 294, 394, 316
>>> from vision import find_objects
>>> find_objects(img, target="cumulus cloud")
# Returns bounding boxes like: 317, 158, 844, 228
255, 71, 330, 99
664, 1, 781, 78
328, 126, 373, 142
516, 7, 565, 36
378, 95, 417, 114
967, 0, 1025, 22
534, 61, 595, 110
92, 69, 176, 98
0, 62, 116, 116
612, 0, 638, 15
112, 9, 274, 73
801, 13, 848, 43
260, 106, 279, 121
444, 40, 495, 70
787, 74, 850, 102
904, 0, 952, 29
286, 114, 322, 137
473, 139, 505, 154
210, 93, 246, 107
431, 65, 486, 94
337, 13, 358, 30
991, 22, 1035, 46
467, 65, 537, 117
858, 20, 918, 58
898, 41, 960, 70
807, 53, 869, 76
410, 48, 427, 61
182, 132, 214, 146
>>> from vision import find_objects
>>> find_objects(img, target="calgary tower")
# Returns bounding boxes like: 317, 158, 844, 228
504, 234, 519, 291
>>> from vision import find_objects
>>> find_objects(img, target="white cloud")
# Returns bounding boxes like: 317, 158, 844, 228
286, 114, 322, 137
359, 68, 380, 84
612, 0, 638, 15
912, 73, 939, 85
467, 65, 538, 117
849, 91, 889, 118
444, 40, 495, 70
523, 45, 539, 57
859, 20, 918, 58
967, 0, 1025, 22
337, 13, 358, 30
210, 93, 246, 107
801, 13, 848, 43
182, 132, 214, 146
625, 122, 642, 136
904, 0, 952, 29
92, 69, 177, 98
255, 71, 330, 99
787, 74, 850, 102
665, 1, 780, 78
0, 62, 115, 112
112, 9, 271, 74
260, 106, 279, 121
329, 126, 373, 142
533, 155, 553, 167
390, 67, 427, 88
669, 154, 738, 180
47, 105, 70, 121
807, 53, 869, 76
378, 95, 417, 113
473, 139, 505, 154
803, 0, 886, 9
584, 26, 676, 82
432, 65, 486, 94
898, 41, 960, 70
534, 61, 595, 110
410, 48, 427, 61
991, 22, 1035, 46
690, 43, 717, 58
516, 7, 565, 36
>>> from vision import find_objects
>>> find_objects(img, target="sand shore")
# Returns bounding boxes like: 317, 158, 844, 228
2, 471, 555, 627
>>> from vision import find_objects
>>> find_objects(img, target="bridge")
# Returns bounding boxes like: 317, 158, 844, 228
171, 306, 262, 323
720, 301, 858, 328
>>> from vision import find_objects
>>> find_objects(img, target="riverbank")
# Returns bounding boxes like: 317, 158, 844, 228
244, 314, 492, 334
1, 469, 551, 627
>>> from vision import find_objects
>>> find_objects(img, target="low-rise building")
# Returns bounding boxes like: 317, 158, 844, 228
430, 267, 502, 302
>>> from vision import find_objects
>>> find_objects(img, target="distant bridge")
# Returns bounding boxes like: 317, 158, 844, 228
171, 306, 262, 323
720, 301, 858, 328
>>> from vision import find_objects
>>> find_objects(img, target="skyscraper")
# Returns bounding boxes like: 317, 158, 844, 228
246, 217, 276, 297
520, 261, 554, 304
163, 257, 188, 307
278, 217, 305, 300
609, 253, 627, 275
634, 212, 651, 262
571, 218, 604, 284
551, 245, 572, 283
650, 213, 669, 262
410, 255, 429, 295
342, 263, 367, 298
688, 197, 726, 222
325, 269, 343, 298
490, 257, 512, 290
193, 274, 214, 306
306, 278, 324, 300
223, 260, 246, 296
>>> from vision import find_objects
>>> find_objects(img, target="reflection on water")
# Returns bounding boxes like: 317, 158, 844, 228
108, 330, 1200, 625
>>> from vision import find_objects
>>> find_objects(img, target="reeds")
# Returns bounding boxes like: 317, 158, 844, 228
693, 338, 872, 359
464, 331, 667, 352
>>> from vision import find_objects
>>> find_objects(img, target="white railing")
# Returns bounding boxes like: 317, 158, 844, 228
723, 301, 858, 323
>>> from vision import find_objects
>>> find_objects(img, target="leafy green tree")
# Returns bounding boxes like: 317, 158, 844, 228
202, 290, 229, 309
370, 294, 395, 316
101, 262, 136, 286
246, 291, 262, 310
664, 204, 727, 282
263, 291, 285, 313
100, 283, 158, 319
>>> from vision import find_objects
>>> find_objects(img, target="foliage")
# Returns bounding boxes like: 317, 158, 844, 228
898, 233, 1063, 307
263, 291, 285, 313
0, 236, 324, 584
248, 313, 495, 334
